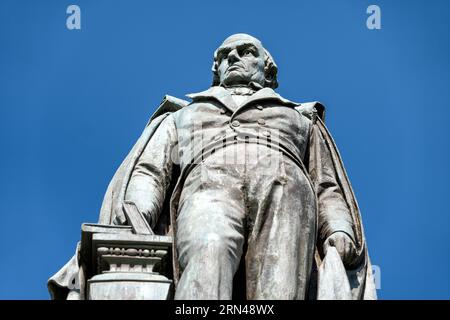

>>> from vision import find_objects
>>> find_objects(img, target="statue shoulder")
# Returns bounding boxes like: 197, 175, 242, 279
294, 101, 326, 123
148, 95, 189, 123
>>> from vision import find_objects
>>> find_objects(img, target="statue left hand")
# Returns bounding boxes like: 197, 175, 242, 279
323, 232, 357, 267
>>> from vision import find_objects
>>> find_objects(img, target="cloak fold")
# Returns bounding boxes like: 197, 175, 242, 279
299, 101, 376, 299
47, 96, 187, 299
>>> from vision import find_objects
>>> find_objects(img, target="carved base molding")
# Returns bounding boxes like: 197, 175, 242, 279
79, 223, 173, 300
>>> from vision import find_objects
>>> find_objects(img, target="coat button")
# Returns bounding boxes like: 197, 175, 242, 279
219, 108, 226, 114
258, 119, 266, 126
231, 120, 240, 127
262, 130, 271, 137
256, 105, 263, 110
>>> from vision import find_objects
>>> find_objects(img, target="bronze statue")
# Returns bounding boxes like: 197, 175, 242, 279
48, 34, 376, 300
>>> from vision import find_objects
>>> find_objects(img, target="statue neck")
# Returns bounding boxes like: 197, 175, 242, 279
221, 81, 263, 96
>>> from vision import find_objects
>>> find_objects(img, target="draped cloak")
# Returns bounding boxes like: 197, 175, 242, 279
47, 94, 377, 300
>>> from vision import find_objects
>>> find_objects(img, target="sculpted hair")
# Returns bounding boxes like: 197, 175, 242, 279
211, 47, 279, 89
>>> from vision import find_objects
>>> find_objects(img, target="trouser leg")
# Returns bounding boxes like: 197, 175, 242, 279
174, 161, 246, 300
244, 148, 317, 299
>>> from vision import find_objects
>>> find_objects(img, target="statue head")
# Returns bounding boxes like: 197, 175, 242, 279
212, 34, 278, 89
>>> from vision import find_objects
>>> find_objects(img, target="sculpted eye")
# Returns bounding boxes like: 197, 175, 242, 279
218, 50, 230, 63
243, 49, 253, 56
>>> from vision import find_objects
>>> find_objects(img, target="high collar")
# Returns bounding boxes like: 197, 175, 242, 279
223, 86, 256, 96
186, 86, 299, 112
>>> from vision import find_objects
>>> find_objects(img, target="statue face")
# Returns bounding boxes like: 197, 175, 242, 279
216, 34, 266, 87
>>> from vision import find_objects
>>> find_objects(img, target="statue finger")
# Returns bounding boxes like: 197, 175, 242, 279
335, 237, 345, 259
323, 236, 334, 256
344, 239, 352, 264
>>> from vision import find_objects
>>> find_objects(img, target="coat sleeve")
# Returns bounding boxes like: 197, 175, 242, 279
124, 113, 178, 229
308, 121, 356, 244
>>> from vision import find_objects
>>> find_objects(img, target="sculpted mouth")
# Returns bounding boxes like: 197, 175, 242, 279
228, 64, 243, 71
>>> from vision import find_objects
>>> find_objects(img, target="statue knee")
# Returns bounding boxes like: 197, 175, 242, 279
188, 232, 232, 260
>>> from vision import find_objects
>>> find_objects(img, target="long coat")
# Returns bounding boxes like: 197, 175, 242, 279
48, 87, 377, 300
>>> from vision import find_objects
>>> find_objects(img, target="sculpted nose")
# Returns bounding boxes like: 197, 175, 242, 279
228, 48, 239, 63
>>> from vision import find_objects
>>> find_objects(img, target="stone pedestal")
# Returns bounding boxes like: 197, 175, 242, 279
88, 273, 172, 300
79, 223, 173, 300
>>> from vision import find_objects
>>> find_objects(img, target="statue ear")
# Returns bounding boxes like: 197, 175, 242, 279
211, 53, 220, 86
264, 65, 278, 88
266, 66, 275, 81
211, 61, 220, 86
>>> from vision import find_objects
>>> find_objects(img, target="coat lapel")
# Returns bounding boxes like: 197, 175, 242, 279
186, 86, 238, 112
186, 86, 299, 113
239, 87, 299, 109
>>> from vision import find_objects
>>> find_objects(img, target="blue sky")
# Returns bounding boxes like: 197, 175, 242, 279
1, 0, 450, 299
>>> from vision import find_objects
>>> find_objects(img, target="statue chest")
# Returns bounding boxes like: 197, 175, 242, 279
174, 101, 312, 166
